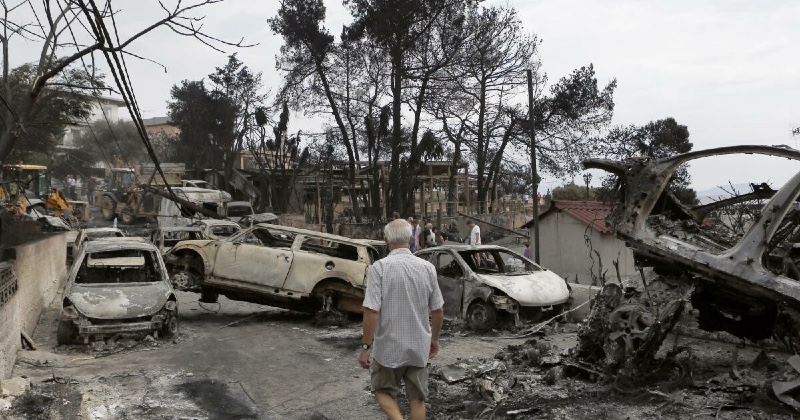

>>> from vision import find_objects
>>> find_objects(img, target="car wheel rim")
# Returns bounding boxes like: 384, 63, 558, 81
470, 306, 489, 326
167, 316, 178, 334
172, 272, 192, 289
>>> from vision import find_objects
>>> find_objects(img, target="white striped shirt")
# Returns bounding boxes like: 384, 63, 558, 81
363, 248, 444, 368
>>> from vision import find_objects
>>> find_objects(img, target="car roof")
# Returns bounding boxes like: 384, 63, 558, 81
83, 239, 159, 253
416, 244, 512, 254
228, 201, 252, 206
81, 227, 123, 233
92, 237, 148, 243
159, 227, 203, 232
194, 219, 240, 227
252, 223, 369, 247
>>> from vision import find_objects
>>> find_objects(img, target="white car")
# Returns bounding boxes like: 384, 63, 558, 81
191, 219, 242, 240
415, 245, 571, 331
164, 224, 380, 314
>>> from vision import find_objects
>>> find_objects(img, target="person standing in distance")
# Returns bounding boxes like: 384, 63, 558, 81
466, 220, 481, 246
359, 219, 445, 420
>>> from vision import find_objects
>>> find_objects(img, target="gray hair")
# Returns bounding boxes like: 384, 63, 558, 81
384, 219, 413, 245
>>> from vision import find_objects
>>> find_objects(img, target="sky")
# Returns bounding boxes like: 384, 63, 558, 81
6, 0, 800, 192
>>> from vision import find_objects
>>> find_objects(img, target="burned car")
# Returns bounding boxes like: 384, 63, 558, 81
165, 224, 380, 314
191, 219, 242, 240
58, 240, 179, 345
580, 145, 800, 370
69, 227, 125, 264
149, 226, 205, 255
415, 245, 571, 332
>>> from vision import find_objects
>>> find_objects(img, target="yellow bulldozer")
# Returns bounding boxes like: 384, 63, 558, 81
0, 164, 89, 222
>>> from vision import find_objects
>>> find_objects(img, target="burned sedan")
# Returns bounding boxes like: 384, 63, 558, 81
165, 224, 378, 314
58, 240, 179, 345
579, 145, 800, 370
415, 245, 571, 331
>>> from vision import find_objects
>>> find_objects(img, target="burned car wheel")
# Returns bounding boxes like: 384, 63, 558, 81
171, 270, 196, 290
467, 301, 497, 332
57, 320, 77, 345
161, 312, 179, 338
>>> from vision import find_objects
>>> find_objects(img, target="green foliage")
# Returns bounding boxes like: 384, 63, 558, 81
167, 80, 237, 177
552, 183, 601, 201
0, 64, 100, 161
602, 117, 698, 204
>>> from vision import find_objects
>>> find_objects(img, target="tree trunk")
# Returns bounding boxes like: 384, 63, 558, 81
388, 48, 403, 218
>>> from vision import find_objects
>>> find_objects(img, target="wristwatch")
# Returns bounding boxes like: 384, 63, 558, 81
361, 342, 372, 350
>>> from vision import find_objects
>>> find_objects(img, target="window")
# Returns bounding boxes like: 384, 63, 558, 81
76, 250, 160, 284
436, 253, 462, 277
299, 237, 359, 261
457, 249, 540, 275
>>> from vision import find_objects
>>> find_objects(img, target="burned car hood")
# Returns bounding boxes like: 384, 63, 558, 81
476, 271, 570, 307
67, 283, 170, 319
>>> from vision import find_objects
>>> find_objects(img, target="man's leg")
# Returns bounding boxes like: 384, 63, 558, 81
375, 391, 403, 420
371, 361, 403, 419
404, 366, 429, 420
409, 399, 426, 420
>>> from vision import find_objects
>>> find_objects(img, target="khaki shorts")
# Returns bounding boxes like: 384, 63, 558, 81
370, 360, 429, 401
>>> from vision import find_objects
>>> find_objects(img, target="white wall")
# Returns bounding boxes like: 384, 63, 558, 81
0, 234, 66, 378
531, 212, 635, 285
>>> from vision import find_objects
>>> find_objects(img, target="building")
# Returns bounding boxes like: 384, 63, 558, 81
521, 200, 635, 285
60, 96, 126, 149
143, 116, 180, 140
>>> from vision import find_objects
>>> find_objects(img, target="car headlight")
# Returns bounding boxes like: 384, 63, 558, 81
61, 305, 79, 320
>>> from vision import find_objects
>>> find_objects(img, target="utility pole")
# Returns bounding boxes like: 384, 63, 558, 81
527, 69, 540, 263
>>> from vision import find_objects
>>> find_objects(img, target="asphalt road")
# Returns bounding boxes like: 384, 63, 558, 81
9, 290, 523, 419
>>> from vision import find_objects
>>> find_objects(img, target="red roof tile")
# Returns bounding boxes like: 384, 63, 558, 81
522, 200, 614, 233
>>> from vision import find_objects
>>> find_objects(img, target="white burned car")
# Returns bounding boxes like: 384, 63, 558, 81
58, 240, 179, 344
415, 245, 571, 331
164, 224, 380, 314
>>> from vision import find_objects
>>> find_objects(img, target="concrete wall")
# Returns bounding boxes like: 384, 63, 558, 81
0, 233, 67, 378
532, 212, 635, 285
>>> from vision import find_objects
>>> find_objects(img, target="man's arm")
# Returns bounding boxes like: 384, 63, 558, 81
359, 308, 379, 369
429, 308, 444, 359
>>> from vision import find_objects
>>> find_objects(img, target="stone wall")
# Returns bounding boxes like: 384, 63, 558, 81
0, 233, 67, 378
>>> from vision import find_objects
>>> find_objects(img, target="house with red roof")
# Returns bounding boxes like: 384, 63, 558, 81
521, 200, 635, 285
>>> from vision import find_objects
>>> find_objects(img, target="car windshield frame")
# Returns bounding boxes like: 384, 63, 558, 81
457, 248, 542, 275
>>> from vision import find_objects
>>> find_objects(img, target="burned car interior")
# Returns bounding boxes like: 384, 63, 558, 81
77, 250, 161, 284
457, 250, 540, 275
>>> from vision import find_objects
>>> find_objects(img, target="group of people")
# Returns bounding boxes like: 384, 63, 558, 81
392, 213, 481, 253
63, 175, 98, 203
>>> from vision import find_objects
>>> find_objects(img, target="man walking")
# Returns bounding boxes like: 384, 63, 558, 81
359, 219, 444, 420
467, 220, 481, 246
407, 217, 421, 252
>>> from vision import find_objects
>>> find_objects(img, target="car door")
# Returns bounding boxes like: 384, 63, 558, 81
283, 236, 368, 293
433, 251, 466, 318
211, 227, 294, 290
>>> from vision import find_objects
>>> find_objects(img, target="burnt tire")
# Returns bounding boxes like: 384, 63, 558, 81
170, 270, 196, 290
467, 301, 497, 333
120, 207, 136, 225
161, 312, 179, 338
56, 320, 77, 345
100, 196, 116, 221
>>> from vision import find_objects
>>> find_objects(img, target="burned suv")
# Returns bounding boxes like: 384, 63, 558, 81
580, 145, 800, 369
164, 224, 379, 314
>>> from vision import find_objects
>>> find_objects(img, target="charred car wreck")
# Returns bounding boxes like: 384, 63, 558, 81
415, 245, 571, 332
58, 240, 179, 345
579, 145, 800, 371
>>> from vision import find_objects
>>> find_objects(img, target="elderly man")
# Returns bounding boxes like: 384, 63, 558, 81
359, 219, 445, 420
